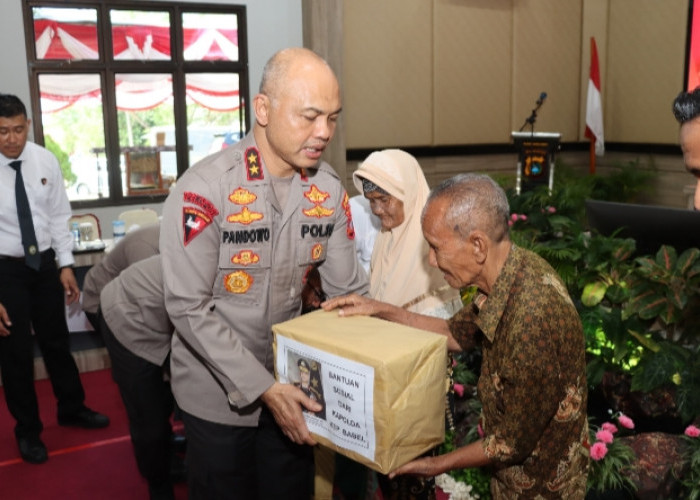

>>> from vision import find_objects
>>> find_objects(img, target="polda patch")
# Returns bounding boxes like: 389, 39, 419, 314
183, 207, 213, 246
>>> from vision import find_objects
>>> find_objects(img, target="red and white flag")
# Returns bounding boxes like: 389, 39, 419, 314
585, 37, 605, 156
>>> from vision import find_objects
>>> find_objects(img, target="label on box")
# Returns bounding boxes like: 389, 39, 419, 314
276, 335, 377, 462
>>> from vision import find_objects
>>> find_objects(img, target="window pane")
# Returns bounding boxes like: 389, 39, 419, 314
115, 73, 175, 197
110, 10, 171, 61
185, 73, 245, 167
32, 7, 99, 61
182, 12, 239, 61
37, 74, 108, 201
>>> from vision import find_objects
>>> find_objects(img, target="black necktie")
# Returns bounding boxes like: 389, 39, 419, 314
9, 160, 41, 271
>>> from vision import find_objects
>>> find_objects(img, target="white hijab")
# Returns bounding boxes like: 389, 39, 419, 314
353, 149, 459, 317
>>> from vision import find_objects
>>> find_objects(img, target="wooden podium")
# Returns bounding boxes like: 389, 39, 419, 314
511, 131, 560, 194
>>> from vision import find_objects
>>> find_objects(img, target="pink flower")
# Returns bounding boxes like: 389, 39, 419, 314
617, 414, 635, 429
590, 442, 608, 461
453, 383, 465, 398
547, 206, 557, 214
510, 213, 519, 221
601, 422, 618, 434
595, 429, 614, 444
685, 424, 700, 438
519, 214, 528, 221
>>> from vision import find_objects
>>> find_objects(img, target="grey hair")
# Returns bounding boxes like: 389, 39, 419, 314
360, 177, 388, 195
422, 173, 510, 242
672, 87, 700, 124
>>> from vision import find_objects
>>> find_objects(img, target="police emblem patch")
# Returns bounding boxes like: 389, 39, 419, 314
245, 147, 263, 181
303, 184, 330, 204
311, 243, 324, 261
231, 250, 260, 266
228, 187, 257, 205
302, 184, 334, 218
183, 207, 213, 246
227, 207, 264, 225
224, 270, 253, 294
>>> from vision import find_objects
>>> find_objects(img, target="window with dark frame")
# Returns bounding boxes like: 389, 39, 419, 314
22, 0, 249, 207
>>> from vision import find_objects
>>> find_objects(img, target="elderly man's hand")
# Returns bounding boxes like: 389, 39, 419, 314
260, 381, 320, 445
0, 303, 11, 336
321, 293, 384, 317
389, 455, 445, 479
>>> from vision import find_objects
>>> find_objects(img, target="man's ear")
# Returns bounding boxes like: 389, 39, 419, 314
470, 231, 488, 265
253, 94, 269, 127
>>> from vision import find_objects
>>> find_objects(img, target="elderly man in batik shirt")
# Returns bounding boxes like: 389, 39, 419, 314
324, 173, 589, 499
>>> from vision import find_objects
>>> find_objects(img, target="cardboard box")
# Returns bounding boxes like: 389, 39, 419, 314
272, 309, 447, 474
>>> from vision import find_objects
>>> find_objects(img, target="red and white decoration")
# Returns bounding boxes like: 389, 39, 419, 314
33, 20, 241, 113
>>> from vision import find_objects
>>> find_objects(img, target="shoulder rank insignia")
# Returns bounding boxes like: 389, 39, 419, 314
302, 184, 334, 218
229, 187, 257, 205
183, 207, 213, 246
224, 270, 253, 294
245, 147, 264, 181
231, 250, 260, 266
227, 206, 264, 225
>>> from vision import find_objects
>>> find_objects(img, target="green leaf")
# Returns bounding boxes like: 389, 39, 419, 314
582, 282, 608, 307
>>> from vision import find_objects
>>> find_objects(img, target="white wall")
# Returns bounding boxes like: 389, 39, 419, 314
0, 0, 303, 230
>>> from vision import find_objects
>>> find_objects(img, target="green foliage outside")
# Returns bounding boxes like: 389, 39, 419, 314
44, 134, 77, 185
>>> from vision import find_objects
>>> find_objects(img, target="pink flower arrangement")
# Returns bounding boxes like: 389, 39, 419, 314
508, 213, 528, 227
590, 442, 608, 461
601, 422, 618, 434
453, 383, 465, 398
618, 413, 635, 430
685, 424, 700, 438
595, 429, 614, 444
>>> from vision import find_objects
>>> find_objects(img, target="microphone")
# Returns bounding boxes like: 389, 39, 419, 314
537, 92, 547, 106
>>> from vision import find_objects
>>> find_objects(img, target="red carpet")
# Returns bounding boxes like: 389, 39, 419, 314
0, 369, 187, 499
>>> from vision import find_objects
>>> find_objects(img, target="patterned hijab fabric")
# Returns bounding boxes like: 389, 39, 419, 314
352, 149, 459, 316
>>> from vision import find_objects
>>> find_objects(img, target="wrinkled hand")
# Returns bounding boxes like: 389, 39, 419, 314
321, 293, 384, 317
0, 303, 11, 336
261, 381, 321, 445
60, 267, 80, 305
389, 455, 444, 479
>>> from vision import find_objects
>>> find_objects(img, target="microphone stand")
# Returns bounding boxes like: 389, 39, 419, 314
519, 94, 546, 132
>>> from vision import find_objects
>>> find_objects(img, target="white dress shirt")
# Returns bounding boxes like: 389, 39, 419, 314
0, 141, 75, 267
348, 195, 381, 273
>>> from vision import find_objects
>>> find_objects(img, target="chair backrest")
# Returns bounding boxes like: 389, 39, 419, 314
118, 208, 159, 233
68, 213, 101, 240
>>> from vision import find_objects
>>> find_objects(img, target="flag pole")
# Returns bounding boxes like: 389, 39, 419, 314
589, 136, 596, 175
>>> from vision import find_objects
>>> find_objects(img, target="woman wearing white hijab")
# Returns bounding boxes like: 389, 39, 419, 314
342, 149, 460, 500
353, 148, 460, 317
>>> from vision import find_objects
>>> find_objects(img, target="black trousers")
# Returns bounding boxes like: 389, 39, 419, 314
99, 313, 174, 489
182, 408, 314, 500
0, 250, 85, 439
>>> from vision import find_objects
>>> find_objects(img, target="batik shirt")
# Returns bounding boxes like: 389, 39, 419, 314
448, 245, 589, 499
